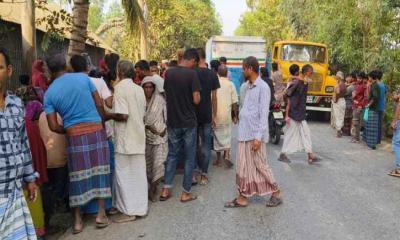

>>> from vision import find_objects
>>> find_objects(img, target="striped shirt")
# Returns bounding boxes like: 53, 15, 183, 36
238, 77, 270, 142
0, 94, 37, 198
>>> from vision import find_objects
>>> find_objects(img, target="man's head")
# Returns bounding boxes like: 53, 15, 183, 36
0, 48, 12, 92
368, 70, 380, 82
218, 64, 228, 78
219, 57, 227, 65
242, 56, 259, 81
260, 67, 269, 80
45, 53, 67, 83
196, 48, 206, 61
357, 71, 366, 83
169, 60, 178, 67
150, 66, 160, 75
118, 60, 135, 80
70, 55, 88, 73
376, 69, 383, 81
210, 60, 220, 73
289, 64, 300, 76
149, 60, 158, 67
135, 60, 150, 80
336, 71, 345, 82
182, 48, 200, 69
272, 62, 279, 72
302, 64, 313, 78
345, 74, 353, 84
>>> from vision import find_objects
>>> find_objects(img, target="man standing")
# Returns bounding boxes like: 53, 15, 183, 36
351, 72, 367, 143
271, 62, 285, 104
160, 48, 201, 203
213, 65, 238, 168
44, 54, 111, 233
109, 60, 148, 223
0, 48, 38, 239
376, 70, 386, 144
135, 60, 164, 93
195, 48, 220, 185
278, 64, 320, 164
225, 56, 282, 208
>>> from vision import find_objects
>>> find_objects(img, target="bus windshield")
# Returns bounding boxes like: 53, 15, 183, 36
281, 44, 326, 63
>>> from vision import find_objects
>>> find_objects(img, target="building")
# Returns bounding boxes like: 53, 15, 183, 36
0, 2, 114, 90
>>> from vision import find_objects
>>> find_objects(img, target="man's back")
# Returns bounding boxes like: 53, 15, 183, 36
286, 80, 307, 121
216, 77, 237, 125
114, 78, 146, 154
164, 66, 201, 128
44, 73, 101, 129
195, 67, 220, 124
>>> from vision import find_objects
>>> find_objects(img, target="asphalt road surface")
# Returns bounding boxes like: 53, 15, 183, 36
59, 122, 400, 240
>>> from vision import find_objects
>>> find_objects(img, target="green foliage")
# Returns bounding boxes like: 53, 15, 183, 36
87, 0, 105, 32
237, 0, 400, 137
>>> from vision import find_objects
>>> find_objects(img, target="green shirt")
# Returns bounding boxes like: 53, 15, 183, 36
369, 82, 380, 111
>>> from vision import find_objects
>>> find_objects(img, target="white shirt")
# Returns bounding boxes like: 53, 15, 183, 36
113, 78, 146, 155
90, 77, 113, 137
152, 74, 165, 93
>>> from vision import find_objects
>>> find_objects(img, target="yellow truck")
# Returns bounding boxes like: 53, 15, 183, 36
272, 40, 337, 112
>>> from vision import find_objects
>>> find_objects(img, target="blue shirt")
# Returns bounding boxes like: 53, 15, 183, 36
378, 82, 386, 112
0, 94, 37, 198
238, 77, 270, 142
44, 73, 101, 128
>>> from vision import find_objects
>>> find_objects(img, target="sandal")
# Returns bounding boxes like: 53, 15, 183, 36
113, 214, 136, 223
199, 176, 209, 186
266, 196, 283, 207
96, 216, 109, 228
388, 169, 400, 178
308, 156, 321, 164
224, 158, 234, 168
180, 194, 197, 203
351, 138, 360, 143
224, 198, 247, 208
278, 154, 291, 163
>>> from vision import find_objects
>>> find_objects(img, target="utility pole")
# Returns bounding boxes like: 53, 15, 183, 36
21, 0, 37, 76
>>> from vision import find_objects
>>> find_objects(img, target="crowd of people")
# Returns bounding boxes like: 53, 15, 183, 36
2, 42, 400, 240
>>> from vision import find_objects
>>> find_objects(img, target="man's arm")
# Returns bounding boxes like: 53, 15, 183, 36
92, 90, 105, 122
392, 102, 400, 129
232, 103, 239, 124
104, 96, 113, 109
46, 113, 66, 134
193, 91, 201, 105
211, 90, 217, 126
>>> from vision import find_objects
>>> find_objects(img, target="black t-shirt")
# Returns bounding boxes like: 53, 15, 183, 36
286, 80, 308, 121
164, 66, 201, 128
195, 67, 220, 124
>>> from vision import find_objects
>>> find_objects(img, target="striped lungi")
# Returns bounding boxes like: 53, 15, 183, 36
145, 142, 167, 183
343, 106, 353, 136
0, 191, 37, 240
236, 141, 279, 197
363, 110, 379, 148
67, 129, 111, 207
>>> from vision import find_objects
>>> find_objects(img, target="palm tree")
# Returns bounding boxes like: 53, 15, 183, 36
67, 0, 90, 57
122, 0, 147, 59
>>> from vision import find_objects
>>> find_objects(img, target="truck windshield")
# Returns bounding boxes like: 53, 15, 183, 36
281, 44, 326, 63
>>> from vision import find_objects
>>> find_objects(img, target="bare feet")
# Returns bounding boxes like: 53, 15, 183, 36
213, 159, 222, 167
73, 220, 83, 234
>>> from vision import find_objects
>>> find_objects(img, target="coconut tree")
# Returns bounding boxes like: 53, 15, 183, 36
67, 0, 90, 57
122, 0, 147, 59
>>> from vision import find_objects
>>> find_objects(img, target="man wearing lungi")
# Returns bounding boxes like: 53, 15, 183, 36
0, 47, 38, 239
278, 64, 320, 164
225, 56, 282, 208
44, 54, 111, 234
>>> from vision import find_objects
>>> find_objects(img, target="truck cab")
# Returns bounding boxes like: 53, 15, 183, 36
272, 40, 337, 112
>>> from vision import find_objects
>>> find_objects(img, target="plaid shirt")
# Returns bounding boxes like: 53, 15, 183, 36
0, 94, 37, 198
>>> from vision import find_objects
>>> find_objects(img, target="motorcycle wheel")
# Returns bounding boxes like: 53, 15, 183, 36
271, 128, 281, 145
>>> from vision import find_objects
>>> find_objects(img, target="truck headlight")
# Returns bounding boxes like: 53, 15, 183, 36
325, 86, 334, 93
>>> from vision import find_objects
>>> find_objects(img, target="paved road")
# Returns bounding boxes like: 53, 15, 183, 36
60, 122, 400, 240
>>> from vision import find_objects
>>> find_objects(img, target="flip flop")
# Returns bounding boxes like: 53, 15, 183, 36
113, 214, 136, 223
96, 217, 109, 228
266, 196, 283, 207
388, 169, 400, 178
224, 198, 247, 208
224, 158, 234, 168
180, 195, 197, 203
159, 194, 171, 201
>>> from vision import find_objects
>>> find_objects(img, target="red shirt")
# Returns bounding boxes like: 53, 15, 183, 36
352, 82, 366, 109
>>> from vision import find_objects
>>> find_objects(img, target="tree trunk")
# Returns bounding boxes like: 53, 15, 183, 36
21, 0, 36, 76
138, 0, 148, 60
68, 0, 90, 58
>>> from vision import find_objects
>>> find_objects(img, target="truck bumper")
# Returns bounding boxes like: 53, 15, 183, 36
306, 95, 332, 112
306, 106, 331, 112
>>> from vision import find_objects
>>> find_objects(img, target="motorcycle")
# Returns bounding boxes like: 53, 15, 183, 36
269, 102, 285, 144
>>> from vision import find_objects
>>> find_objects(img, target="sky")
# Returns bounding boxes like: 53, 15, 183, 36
211, 0, 248, 36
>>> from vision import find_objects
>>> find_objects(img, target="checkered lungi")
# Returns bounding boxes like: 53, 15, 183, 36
67, 129, 111, 207
0, 190, 37, 240
363, 110, 379, 148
